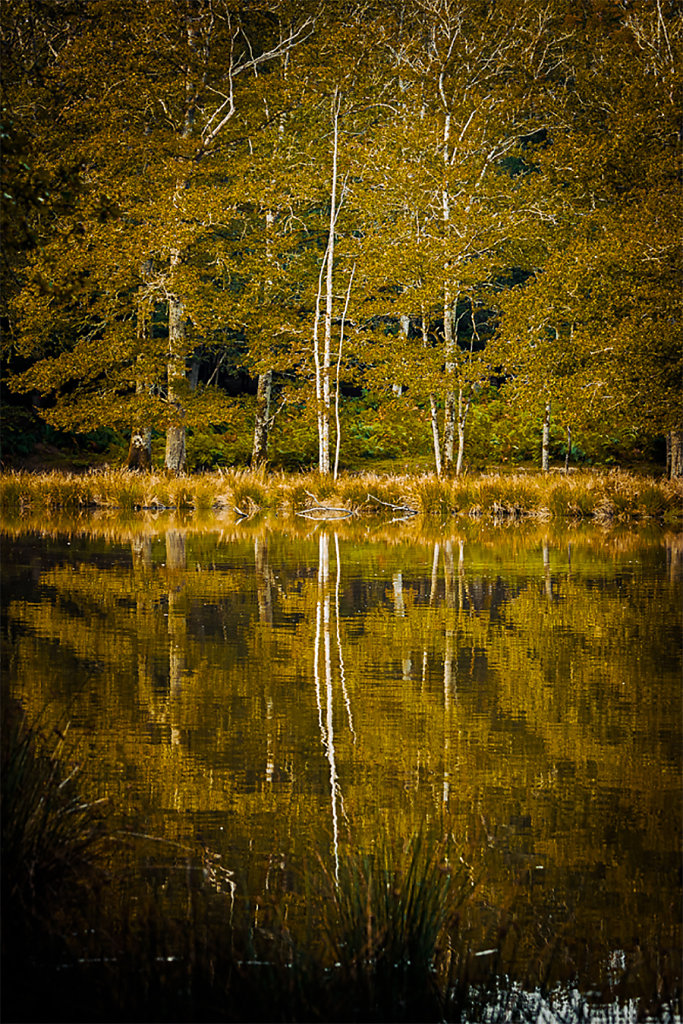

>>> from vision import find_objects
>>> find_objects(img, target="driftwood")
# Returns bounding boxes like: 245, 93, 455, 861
366, 492, 418, 515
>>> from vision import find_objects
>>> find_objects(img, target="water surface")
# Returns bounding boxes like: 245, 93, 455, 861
2, 512, 680, 998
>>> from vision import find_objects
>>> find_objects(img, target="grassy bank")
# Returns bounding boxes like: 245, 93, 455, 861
3, 703, 680, 1024
1, 467, 682, 523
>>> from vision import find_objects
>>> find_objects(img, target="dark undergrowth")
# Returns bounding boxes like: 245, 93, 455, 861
2, 701, 680, 1023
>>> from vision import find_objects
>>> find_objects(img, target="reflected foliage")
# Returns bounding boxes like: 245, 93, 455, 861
1, 515, 680, 1017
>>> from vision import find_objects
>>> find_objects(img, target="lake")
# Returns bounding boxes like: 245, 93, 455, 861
1, 511, 681, 1012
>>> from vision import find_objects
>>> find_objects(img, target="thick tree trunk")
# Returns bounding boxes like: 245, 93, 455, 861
669, 430, 683, 478
165, 258, 187, 475
541, 401, 551, 473
252, 370, 273, 468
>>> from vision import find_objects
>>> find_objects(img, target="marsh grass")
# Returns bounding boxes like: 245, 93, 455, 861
321, 833, 471, 1022
1, 701, 110, 1020
1, 467, 681, 522
1, 701, 108, 918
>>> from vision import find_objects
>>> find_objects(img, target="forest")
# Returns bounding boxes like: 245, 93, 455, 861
1, 0, 681, 479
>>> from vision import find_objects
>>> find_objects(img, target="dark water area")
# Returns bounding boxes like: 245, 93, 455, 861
1, 512, 681, 1014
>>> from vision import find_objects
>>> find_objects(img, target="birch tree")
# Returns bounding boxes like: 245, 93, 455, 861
351, 0, 567, 475
492, 0, 682, 473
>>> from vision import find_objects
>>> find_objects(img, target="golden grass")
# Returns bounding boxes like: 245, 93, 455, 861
1, 466, 681, 522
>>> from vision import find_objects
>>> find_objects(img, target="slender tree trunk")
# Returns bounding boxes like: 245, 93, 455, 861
430, 395, 442, 477
392, 315, 410, 396
316, 91, 341, 477
541, 401, 551, 473
669, 430, 683, 478
455, 388, 470, 477
441, 108, 457, 475
443, 295, 457, 474
421, 312, 442, 476
127, 274, 153, 471
564, 425, 572, 475
333, 264, 354, 481
252, 210, 276, 468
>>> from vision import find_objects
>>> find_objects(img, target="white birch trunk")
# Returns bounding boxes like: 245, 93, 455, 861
441, 110, 457, 475
455, 388, 470, 477
333, 264, 354, 481
316, 91, 341, 476
421, 312, 442, 476
564, 425, 572, 475
542, 401, 551, 473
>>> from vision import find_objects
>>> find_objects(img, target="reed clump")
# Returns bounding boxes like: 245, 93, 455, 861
321, 834, 472, 1022
1, 467, 681, 522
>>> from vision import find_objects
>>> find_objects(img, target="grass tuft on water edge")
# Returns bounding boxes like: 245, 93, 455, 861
321, 833, 472, 1022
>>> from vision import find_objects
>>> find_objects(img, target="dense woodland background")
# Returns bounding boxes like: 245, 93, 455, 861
1, 0, 681, 477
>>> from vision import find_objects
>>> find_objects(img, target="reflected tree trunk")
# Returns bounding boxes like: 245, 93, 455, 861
166, 529, 186, 745
254, 535, 275, 780
543, 540, 553, 600
254, 536, 273, 625
131, 535, 154, 709
314, 532, 339, 878
334, 534, 355, 741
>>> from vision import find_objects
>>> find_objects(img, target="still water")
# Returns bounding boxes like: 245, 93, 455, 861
2, 512, 681, 998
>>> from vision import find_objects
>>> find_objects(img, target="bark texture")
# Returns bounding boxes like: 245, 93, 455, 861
252, 370, 273, 468
165, 279, 187, 475
668, 430, 683, 478
541, 402, 551, 473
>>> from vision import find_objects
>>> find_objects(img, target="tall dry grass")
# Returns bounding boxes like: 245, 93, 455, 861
1, 467, 681, 521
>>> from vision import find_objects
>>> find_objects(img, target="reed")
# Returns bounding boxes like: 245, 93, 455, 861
321, 833, 471, 1022
1, 467, 681, 522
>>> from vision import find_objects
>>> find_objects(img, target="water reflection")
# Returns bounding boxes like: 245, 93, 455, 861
1, 513, 680, 997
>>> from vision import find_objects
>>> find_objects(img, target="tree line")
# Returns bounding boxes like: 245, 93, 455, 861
1, 0, 681, 476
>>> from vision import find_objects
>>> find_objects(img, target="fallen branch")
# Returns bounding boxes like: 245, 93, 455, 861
366, 493, 418, 514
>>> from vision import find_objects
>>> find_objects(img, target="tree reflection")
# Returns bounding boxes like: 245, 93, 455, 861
2, 519, 680, 993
